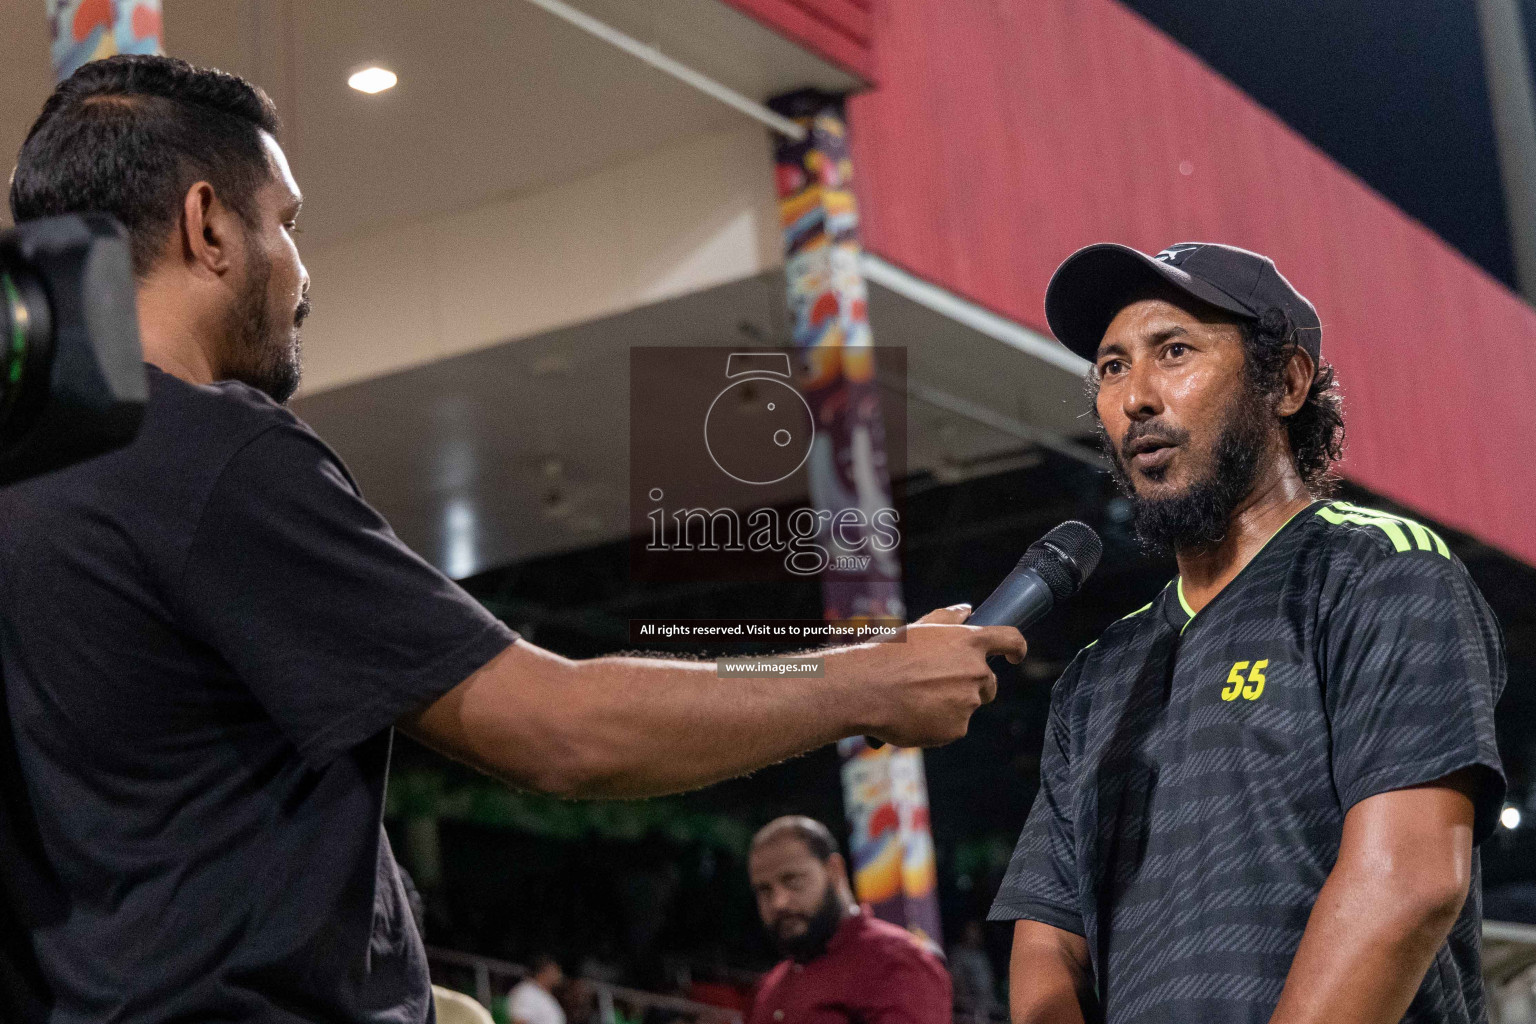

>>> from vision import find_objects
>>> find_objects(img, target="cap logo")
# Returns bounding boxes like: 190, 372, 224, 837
1153, 244, 1201, 265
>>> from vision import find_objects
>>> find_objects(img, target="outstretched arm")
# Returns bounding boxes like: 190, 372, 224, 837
1266, 769, 1480, 1024
400, 607, 1026, 799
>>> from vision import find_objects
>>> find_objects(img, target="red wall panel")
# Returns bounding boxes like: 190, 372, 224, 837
719, 0, 875, 81
846, 0, 1536, 566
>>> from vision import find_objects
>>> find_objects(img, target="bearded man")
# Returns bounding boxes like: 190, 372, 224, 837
747, 817, 951, 1024
0, 56, 1026, 1023
990, 243, 1506, 1024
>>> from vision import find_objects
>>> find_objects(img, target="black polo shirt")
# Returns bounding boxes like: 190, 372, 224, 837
990, 499, 1506, 1024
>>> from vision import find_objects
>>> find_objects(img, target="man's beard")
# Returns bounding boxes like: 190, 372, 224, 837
225, 243, 306, 404
769, 885, 846, 963
1102, 380, 1272, 557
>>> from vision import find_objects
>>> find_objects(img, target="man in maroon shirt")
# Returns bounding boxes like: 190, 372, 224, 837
747, 817, 952, 1024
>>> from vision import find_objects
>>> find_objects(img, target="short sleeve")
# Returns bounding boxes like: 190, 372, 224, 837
989, 662, 1084, 934
178, 424, 517, 767
1323, 551, 1506, 843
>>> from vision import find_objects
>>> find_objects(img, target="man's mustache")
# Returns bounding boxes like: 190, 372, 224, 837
294, 296, 312, 328
1119, 420, 1190, 463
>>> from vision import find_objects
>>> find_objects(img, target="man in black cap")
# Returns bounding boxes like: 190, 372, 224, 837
990, 243, 1506, 1024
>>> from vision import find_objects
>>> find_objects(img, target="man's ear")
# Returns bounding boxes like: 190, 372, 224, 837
1277, 346, 1316, 418
180, 181, 241, 277
827, 851, 852, 893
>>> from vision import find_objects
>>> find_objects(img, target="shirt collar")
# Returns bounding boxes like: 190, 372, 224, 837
1160, 499, 1323, 635
822, 903, 866, 956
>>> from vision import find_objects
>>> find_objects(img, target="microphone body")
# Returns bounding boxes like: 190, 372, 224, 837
968, 519, 1102, 630
863, 521, 1101, 750
966, 567, 1056, 629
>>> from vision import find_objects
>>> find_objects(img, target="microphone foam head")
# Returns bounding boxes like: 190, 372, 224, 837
1021, 521, 1103, 603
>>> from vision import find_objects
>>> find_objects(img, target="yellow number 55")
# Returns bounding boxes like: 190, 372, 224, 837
1221, 660, 1269, 701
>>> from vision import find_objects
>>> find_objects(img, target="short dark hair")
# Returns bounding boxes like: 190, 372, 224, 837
10, 54, 281, 276
751, 815, 838, 861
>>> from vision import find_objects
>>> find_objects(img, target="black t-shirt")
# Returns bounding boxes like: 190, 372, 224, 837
990, 499, 1506, 1024
0, 366, 517, 1022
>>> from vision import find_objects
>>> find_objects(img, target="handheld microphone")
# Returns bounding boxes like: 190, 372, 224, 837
865, 521, 1102, 749
966, 520, 1102, 628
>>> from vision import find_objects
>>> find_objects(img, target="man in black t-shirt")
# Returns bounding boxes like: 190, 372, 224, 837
0, 57, 1028, 1023
990, 242, 1505, 1024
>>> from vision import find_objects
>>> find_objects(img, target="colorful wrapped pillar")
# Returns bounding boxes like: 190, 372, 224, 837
770, 89, 942, 949
836, 742, 943, 947
47, 0, 164, 82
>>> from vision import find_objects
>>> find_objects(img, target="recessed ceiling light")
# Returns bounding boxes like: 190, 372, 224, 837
348, 67, 397, 94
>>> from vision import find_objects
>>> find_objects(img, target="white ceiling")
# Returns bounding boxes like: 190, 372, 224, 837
0, 0, 1099, 583
294, 270, 1100, 578
1, 0, 858, 245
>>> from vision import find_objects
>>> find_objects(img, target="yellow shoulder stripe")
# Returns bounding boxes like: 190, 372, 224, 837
1333, 500, 1449, 555
1333, 501, 1450, 557
1119, 599, 1155, 622
1315, 501, 1450, 558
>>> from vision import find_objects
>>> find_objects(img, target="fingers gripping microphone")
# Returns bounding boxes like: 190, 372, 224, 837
967, 521, 1103, 629
865, 522, 1101, 749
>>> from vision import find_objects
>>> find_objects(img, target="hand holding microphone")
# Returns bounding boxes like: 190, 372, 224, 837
863, 521, 1102, 749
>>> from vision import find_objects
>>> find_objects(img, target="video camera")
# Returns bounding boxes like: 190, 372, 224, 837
0, 213, 145, 485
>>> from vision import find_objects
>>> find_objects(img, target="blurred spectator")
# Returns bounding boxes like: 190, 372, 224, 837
556, 975, 597, 1024
746, 816, 951, 1024
508, 955, 566, 1024
948, 921, 1000, 1022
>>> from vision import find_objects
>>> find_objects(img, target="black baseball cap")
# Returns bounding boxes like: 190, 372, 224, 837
1044, 242, 1322, 363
